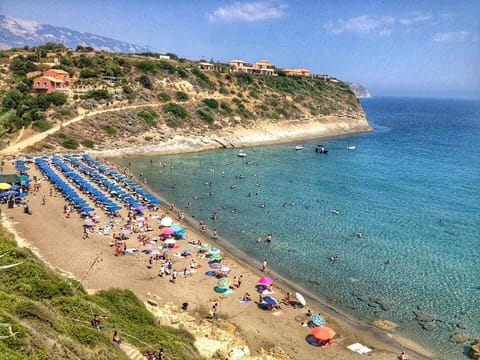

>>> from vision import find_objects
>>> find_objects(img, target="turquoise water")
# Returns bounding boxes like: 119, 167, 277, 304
114, 97, 480, 359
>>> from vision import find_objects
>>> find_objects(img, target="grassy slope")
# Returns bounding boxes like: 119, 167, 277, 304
0, 231, 202, 360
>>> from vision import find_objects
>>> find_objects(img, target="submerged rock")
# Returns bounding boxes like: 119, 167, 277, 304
371, 319, 398, 331
451, 333, 470, 343
469, 338, 480, 359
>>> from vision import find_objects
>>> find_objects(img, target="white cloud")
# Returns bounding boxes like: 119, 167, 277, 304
324, 13, 432, 36
399, 14, 432, 25
432, 31, 473, 42
324, 15, 395, 35
207, 1, 286, 23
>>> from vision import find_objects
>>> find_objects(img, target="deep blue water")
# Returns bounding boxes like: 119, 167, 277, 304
114, 97, 480, 359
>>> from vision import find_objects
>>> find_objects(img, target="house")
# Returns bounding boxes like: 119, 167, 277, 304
252, 60, 275, 75
32, 69, 71, 93
229, 59, 276, 75
43, 69, 71, 86
198, 61, 225, 72
283, 68, 311, 77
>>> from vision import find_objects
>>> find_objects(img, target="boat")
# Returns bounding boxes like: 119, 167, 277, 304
295, 145, 304, 150
237, 150, 247, 158
346, 146, 356, 150
315, 145, 328, 154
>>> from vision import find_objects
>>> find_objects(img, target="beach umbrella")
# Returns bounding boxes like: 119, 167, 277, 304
295, 292, 307, 306
217, 277, 231, 289
0, 191, 18, 197
16, 193, 28, 198
164, 238, 176, 245
311, 314, 326, 326
311, 326, 335, 341
82, 207, 95, 213
159, 247, 169, 253
201, 243, 211, 249
209, 247, 221, 255
0, 183, 12, 190
258, 277, 273, 286
83, 221, 95, 227
219, 266, 231, 273
209, 262, 222, 269
162, 228, 175, 235
210, 253, 223, 261
160, 216, 173, 227
263, 296, 278, 306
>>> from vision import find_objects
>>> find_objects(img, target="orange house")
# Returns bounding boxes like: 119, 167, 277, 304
32, 69, 71, 93
283, 68, 311, 77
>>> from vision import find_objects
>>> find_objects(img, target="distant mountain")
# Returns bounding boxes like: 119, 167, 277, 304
0, 15, 148, 53
348, 83, 372, 98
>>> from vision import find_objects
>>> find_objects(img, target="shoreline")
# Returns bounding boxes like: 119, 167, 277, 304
131, 167, 433, 360
0, 120, 434, 359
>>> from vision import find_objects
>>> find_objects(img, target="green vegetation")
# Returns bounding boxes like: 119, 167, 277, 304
62, 138, 79, 150
82, 139, 95, 148
174, 91, 189, 102
201, 98, 218, 110
31, 120, 51, 132
157, 92, 171, 102
163, 103, 189, 119
0, 234, 201, 359
137, 107, 158, 126
197, 108, 215, 124
103, 125, 117, 135
83, 90, 111, 101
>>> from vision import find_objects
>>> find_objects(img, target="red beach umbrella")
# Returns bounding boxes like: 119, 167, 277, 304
311, 326, 336, 341
162, 228, 175, 235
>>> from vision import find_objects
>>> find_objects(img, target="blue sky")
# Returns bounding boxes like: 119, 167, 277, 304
2, 0, 479, 98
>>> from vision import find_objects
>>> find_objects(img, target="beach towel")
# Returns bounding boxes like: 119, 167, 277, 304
239, 300, 251, 304
272, 311, 285, 317
125, 248, 139, 254
347, 343, 372, 355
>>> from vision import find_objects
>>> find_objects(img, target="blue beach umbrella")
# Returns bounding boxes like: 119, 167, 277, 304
263, 296, 278, 306
311, 314, 326, 326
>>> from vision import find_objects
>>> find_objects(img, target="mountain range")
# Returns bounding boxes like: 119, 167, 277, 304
0, 14, 147, 53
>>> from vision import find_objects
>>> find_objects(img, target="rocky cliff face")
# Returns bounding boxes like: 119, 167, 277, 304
348, 83, 372, 98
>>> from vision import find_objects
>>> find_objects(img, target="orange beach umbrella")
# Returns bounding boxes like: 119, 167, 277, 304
311, 326, 336, 341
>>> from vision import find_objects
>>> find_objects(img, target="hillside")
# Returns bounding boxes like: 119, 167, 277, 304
0, 44, 371, 155
0, 230, 201, 360
0, 15, 147, 53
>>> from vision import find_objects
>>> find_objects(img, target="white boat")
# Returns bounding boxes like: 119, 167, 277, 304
237, 150, 247, 158
346, 146, 357, 150
295, 145, 304, 150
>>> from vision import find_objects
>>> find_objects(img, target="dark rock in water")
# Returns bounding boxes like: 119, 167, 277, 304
417, 304, 426, 311
367, 302, 378, 308
451, 333, 469, 343
420, 321, 437, 331
457, 322, 468, 329
415, 311, 436, 323
374, 297, 392, 311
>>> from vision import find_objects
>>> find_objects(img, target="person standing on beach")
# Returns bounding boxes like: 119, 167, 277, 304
171, 270, 177, 284
262, 260, 268, 274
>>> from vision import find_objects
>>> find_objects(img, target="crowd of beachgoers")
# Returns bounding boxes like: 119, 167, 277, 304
0, 154, 421, 360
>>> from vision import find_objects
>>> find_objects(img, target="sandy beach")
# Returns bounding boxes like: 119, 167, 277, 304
0, 153, 435, 360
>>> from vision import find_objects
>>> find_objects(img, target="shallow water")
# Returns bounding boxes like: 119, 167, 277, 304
114, 97, 480, 359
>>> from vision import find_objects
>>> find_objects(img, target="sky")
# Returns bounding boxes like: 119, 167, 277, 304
2, 0, 480, 99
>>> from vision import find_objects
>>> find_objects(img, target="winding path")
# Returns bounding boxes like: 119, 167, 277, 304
0, 103, 158, 156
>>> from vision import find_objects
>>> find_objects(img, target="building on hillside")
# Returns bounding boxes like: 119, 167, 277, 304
32, 69, 71, 93
283, 68, 311, 77
198, 61, 225, 72
159, 55, 171, 60
43, 69, 71, 85
252, 60, 275, 75
229, 59, 276, 76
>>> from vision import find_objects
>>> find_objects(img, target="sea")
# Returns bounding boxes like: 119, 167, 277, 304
112, 97, 480, 359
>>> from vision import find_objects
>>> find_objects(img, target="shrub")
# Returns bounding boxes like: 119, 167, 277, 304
220, 102, 232, 113
139, 74, 153, 89
79, 68, 98, 78
157, 92, 171, 102
84, 89, 111, 101
202, 98, 218, 110
163, 103, 189, 119
103, 125, 117, 135
174, 91, 189, 102
197, 108, 214, 124
137, 107, 157, 126
82, 139, 95, 148
62, 138, 78, 149
32, 120, 51, 132
136, 60, 158, 74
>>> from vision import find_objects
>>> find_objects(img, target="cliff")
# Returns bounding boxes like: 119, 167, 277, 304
348, 83, 372, 98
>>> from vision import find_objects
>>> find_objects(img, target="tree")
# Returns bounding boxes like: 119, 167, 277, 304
139, 74, 153, 89
2, 89, 23, 110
